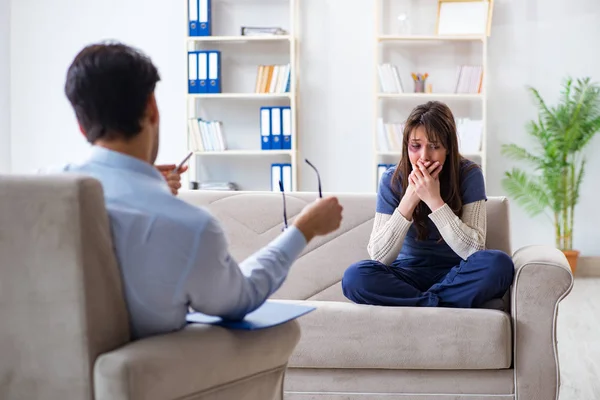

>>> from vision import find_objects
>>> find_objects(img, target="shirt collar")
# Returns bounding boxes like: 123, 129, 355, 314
87, 146, 165, 182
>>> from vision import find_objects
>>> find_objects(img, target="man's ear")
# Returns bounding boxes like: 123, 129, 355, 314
147, 92, 159, 125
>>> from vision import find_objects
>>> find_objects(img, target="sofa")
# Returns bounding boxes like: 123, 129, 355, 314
0, 175, 301, 400
178, 189, 575, 400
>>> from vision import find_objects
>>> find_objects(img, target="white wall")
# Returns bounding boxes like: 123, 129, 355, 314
0, 0, 10, 173
9, 0, 600, 255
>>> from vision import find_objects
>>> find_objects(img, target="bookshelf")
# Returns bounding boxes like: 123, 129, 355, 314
185, 0, 299, 191
374, 0, 489, 190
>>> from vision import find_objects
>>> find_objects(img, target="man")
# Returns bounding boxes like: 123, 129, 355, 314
61, 41, 343, 340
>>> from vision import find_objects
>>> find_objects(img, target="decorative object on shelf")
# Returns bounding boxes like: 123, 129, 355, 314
411, 73, 428, 93
396, 13, 411, 35
426, 83, 433, 93
241, 26, 288, 36
188, 0, 211, 37
501, 77, 600, 273
436, 0, 494, 36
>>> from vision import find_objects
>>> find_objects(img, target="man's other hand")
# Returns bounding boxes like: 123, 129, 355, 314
156, 164, 189, 195
293, 197, 343, 242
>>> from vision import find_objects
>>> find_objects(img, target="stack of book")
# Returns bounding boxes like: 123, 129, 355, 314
377, 118, 404, 152
197, 182, 239, 191
188, 118, 227, 152
378, 64, 404, 93
241, 26, 288, 36
456, 118, 483, 154
255, 64, 291, 93
454, 65, 483, 94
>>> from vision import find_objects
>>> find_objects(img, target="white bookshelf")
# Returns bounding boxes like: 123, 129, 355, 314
374, 0, 488, 190
185, 0, 300, 192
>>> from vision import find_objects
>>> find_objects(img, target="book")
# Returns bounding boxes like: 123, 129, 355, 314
255, 64, 291, 93
186, 300, 316, 330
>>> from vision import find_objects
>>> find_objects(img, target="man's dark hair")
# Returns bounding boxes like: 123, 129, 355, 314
65, 41, 161, 143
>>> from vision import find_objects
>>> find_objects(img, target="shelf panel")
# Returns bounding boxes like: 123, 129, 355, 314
188, 93, 292, 99
188, 35, 292, 43
378, 35, 485, 42
377, 93, 483, 100
193, 150, 293, 156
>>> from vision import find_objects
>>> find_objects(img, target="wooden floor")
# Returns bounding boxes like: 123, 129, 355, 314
558, 277, 600, 399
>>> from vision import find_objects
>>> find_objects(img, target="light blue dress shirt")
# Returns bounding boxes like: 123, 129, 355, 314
59, 147, 307, 339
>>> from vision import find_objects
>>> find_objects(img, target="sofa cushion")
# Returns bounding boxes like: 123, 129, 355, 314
285, 300, 512, 370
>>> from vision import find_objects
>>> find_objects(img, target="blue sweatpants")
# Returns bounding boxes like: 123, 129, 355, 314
341, 250, 514, 308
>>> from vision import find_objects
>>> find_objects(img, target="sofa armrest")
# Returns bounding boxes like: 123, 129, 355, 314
511, 245, 573, 400
94, 320, 301, 400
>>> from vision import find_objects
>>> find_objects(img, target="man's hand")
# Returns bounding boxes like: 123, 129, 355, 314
293, 197, 343, 243
156, 164, 189, 196
410, 160, 444, 211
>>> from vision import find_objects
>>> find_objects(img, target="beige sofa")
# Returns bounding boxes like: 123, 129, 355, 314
178, 189, 575, 400
0, 175, 301, 400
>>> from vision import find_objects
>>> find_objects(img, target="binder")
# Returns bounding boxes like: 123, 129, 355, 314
186, 300, 316, 330
282, 107, 292, 150
198, 0, 211, 36
208, 50, 221, 93
188, 0, 200, 36
271, 163, 282, 192
271, 107, 283, 150
187, 52, 199, 93
260, 107, 272, 150
198, 51, 208, 93
282, 163, 292, 192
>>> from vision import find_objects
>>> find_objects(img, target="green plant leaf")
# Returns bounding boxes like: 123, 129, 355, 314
500, 144, 544, 167
501, 169, 551, 219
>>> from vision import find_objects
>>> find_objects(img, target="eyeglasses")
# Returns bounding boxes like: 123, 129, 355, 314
280, 159, 323, 230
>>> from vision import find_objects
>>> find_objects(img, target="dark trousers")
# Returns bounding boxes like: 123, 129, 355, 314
341, 250, 514, 308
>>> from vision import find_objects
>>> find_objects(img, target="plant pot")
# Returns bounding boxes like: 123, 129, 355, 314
562, 250, 580, 274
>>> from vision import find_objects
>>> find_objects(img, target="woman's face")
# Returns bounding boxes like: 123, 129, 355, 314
407, 125, 447, 170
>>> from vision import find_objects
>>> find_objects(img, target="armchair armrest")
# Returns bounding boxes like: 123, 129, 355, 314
511, 245, 574, 400
94, 320, 301, 400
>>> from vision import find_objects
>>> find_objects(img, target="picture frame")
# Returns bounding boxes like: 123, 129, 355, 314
435, 0, 494, 36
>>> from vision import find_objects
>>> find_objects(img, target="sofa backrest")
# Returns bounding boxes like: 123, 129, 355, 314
0, 175, 130, 400
178, 191, 511, 302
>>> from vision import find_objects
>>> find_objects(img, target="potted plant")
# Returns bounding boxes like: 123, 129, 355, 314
501, 77, 600, 273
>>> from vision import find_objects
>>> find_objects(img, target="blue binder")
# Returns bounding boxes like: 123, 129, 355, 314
261, 107, 272, 150
199, 0, 211, 36
271, 107, 283, 150
282, 106, 292, 150
208, 51, 221, 93
187, 51, 199, 93
188, 0, 199, 36
198, 51, 208, 93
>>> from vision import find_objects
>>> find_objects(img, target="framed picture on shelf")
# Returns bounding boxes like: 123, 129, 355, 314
435, 0, 494, 36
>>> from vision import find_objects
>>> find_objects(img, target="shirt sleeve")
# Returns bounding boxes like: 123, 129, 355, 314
376, 167, 401, 214
461, 163, 487, 204
368, 167, 413, 265
182, 216, 307, 320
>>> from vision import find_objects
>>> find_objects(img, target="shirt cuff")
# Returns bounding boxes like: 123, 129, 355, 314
270, 225, 308, 261
428, 203, 457, 229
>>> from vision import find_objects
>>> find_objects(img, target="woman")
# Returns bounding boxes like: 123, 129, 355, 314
342, 101, 514, 308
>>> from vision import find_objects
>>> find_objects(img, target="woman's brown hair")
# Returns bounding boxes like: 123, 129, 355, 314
391, 101, 475, 240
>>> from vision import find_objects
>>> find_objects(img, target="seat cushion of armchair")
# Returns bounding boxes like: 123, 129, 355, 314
93, 320, 300, 400
285, 300, 512, 370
